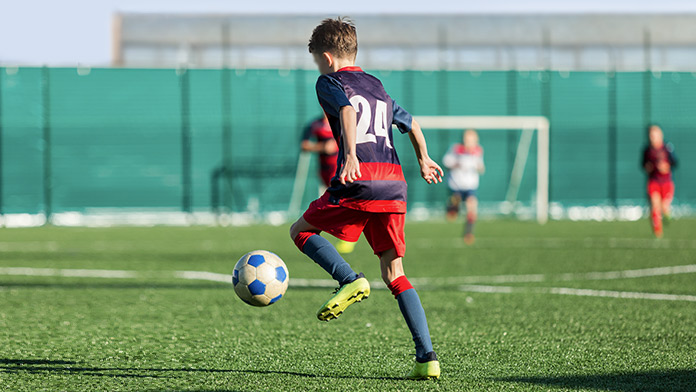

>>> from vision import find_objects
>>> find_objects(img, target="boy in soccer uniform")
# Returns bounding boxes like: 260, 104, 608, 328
289, 18, 444, 380
443, 129, 484, 244
642, 124, 678, 238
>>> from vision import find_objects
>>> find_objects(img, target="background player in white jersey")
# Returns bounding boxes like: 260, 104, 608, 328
443, 129, 485, 244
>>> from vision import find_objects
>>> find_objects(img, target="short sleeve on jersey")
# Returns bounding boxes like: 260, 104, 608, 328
392, 100, 413, 134
316, 75, 352, 117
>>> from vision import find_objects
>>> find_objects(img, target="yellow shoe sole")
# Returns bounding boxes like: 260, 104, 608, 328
406, 360, 440, 380
317, 277, 370, 321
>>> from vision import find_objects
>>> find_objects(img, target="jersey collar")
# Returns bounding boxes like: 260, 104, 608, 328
337, 66, 363, 72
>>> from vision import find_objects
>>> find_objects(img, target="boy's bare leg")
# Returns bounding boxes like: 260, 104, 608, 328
662, 197, 672, 223
446, 193, 461, 221
464, 195, 478, 244
649, 193, 663, 237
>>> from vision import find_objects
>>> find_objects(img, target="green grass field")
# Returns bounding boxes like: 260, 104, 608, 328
1, 219, 695, 391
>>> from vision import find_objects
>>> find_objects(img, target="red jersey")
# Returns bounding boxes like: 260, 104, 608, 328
303, 117, 338, 186
642, 143, 677, 184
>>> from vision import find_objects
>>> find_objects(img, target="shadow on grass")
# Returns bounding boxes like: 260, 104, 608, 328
498, 369, 696, 392
0, 358, 171, 379
0, 359, 77, 365
0, 358, 403, 381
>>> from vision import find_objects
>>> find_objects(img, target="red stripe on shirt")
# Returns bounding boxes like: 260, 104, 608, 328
356, 162, 405, 182
339, 198, 407, 213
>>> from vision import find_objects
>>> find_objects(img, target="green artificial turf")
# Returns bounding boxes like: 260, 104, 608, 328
1, 219, 695, 391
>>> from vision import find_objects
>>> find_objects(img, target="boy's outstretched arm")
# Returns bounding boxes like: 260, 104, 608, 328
339, 105, 362, 184
408, 119, 444, 184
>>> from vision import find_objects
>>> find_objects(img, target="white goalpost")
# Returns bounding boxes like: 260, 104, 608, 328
288, 115, 549, 224
415, 116, 549, 224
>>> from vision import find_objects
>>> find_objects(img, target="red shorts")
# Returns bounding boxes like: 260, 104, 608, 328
303, 193, 406, 257
647, 180, 675, 202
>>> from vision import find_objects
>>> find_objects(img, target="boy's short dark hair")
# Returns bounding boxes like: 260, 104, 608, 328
308, 17, 358, 60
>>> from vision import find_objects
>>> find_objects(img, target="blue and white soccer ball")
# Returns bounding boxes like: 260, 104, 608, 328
233, 250, 289, 307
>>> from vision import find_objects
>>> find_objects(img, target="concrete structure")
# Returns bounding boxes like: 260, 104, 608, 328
113, 13, 696, 71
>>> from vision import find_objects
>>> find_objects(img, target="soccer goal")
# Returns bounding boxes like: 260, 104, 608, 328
288, 115, 549, 224
416, 116, 549, 224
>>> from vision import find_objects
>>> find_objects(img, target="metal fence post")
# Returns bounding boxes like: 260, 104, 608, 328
0, 67, 3, 220
541, 29, 552, 203
643, 29, 652, 128
608, 70, 618, 207
42, 66, 52, 223
220, 67, 232, 213
179, 68, 192, 214
507, 70, 518, 183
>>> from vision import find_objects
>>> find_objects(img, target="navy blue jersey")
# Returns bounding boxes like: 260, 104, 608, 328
315, 66, 413, 213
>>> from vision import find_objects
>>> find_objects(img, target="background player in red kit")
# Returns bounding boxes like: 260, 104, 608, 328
301, 114, 339, 189
301, 114, 357, 254
642, 124, 678, 238
289, 17, 444, 380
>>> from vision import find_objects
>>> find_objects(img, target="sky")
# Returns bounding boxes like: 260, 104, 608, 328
2, 0, 696, 66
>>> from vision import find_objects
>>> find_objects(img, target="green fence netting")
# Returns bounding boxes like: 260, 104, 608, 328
0, 67, 693, 217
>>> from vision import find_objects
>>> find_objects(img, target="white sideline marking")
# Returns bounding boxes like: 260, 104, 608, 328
0, 267, 137, 279
174, 271, 231, 283
1, 267, 695, 302
557, 264, 696, 281
174, 273, 341, 288
458, 284, 696, 302
547, 287, 696, 302
410, 237, 696, 249
410, 264, 696, 285
288, 278, 337, 288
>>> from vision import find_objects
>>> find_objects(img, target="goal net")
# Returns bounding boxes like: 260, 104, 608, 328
288, 115, 549, 224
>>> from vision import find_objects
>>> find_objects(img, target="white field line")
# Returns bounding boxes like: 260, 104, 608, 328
0, 267, 138, 279
174, 272, 340, 288
458, 284, 696, 302
410, 264, 696, 285
1, 266, 695, 302
410, 237, 696, 249
6, 264, 691, 286
174, 271, 231, 283
556, 264, 696, 281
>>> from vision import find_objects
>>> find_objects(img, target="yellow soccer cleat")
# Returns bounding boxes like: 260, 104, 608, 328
406, 360, 440, 380
406, 352, 440, 380
317, 273, 370, 321
335, 239, 356, 254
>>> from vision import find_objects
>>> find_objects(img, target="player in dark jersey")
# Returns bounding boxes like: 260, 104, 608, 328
642, 124, 678, 238
289, 17, 444, 380
301, 114, 356, 254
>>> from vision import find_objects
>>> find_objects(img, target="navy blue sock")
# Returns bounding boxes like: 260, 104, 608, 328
302, 234, 358, 285
396, 288, 434, 359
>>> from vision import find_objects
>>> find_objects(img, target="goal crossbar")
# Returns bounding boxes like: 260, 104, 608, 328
415, 116, 549, 224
